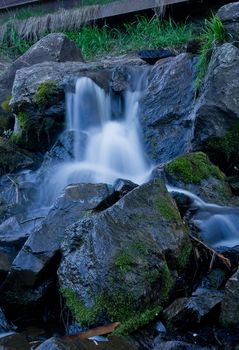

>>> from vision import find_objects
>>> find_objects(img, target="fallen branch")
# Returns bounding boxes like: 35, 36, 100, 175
7, 175, 20, 204
63, 322, 120, 340
189, 234, 231, 271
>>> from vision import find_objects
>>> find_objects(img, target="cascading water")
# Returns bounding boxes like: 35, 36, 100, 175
45, 72, 151, 202
167, 186, 239, 248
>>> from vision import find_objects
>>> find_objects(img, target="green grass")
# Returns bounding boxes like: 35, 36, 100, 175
66, 17, 193, 59
0, 15, 193, 59
196, 15, 226, 89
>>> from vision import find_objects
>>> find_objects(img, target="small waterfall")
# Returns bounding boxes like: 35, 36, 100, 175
44, 72, 151, 202
167, 186, 239, 248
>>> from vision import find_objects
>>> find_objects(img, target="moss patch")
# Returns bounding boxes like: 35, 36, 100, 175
177, 238, 192, 270
1, 96, 11, 113
165, 152, 224, 184
33, 81, 58, 111
115, 251, 135, 272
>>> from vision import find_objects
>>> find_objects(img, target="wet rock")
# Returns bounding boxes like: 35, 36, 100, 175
138, 49, 175, 64
113, 178, 138, 196
0, 308, 15, 332
36, 336, 138, 350
0, 183, 114, 317
217, 2, 239, 41
220, 269, 239, 328
154, 341, 211, 350
110, 66, 130, 92
0, 137, 37, 176
0, 333, 30, 350
162, 289, 223, 329
139, 53, 196, 164
58, 179, 191, 333
192, 44, 239, 171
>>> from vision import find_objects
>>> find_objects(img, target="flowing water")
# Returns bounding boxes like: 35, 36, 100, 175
44, 73, 152, 202
167, 186, 239, 248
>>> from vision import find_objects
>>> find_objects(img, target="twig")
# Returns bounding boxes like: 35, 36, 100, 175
63, 322, 120, 340
7, 175, 20, 204
189, 234, 231, 270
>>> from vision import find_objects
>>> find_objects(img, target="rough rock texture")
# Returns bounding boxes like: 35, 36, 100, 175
220, 269, 239, 328
138, 49, 175, 64
0, 183, 114, 316
0, 33, 83, 104
217, 2, 239, 41
162, 289, 223, 329
58, 179, 191, 333
139, 53, 196, 164
192, 44, 239, 150
36, 336, 138, 350
0, 333, 30, 350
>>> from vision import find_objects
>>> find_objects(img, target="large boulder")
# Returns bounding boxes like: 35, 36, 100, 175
217, 2, 239, 41
0, 333, 30, 350
0, 183, 114, 317
58, 179, 191, 334
192, 44, 239, 172
139, 53, 196, 164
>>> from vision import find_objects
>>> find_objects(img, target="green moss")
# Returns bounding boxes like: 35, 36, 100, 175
1, 96, 11, 113
130, 241, 149, 256
33, 81, 58, 111
165, 152, 224, 184
115, 251, 135, 272
177, 238, 192, 270
18, 111, 29, 129
160, 262, 173, 304
143, 269, 161, 284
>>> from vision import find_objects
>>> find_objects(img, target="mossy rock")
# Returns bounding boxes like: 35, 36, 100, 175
33, 81, 60, 112
165, 152, 224, 185
58, 179, 192, 334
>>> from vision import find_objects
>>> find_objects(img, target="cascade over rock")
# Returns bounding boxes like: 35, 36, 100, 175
58, 179, 191, 332
139, 53, 196, 164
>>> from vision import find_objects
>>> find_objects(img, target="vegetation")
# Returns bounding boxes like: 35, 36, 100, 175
196, 15, 226, 88
1, 96, 11, 113
165, 152, 225, 184
33, 81, 58, 111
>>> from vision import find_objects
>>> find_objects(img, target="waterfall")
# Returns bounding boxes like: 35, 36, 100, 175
44, 72, 152, 202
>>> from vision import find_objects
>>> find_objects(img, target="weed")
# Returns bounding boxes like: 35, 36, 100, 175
196, 15, 226, 89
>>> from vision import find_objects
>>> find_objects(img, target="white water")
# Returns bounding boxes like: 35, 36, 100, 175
167, 186, 239, 248
45, 75, 151, 201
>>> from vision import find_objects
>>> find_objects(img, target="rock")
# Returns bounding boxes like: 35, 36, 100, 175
0, 307, 15, 332
217, 2, 239, 41
0, 183, 114, 317
0, 33, 83, 133
0, 333, 30, 350
0, 137, 37, 176
162, 289, 223, 329
192, 44, 239, 172
138, 49, 176, 64
36, 336, 138, 350
186, 40, 201, 54
164, 152, 236, 206
154, 341, 211, 350
58, 179, 191, 334
139, 53, 196, 164
220, 269, 239, 328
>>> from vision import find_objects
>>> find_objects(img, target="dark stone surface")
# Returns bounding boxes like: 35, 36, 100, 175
58, 179, 190, 327
0, 333, 30, 350
220, 269, 239, 328
192, 43, 239, 150
154, 341, 211, 350
0, 183, 114, 316
138, 49, 176, 64
162, 289, 223, 329
217, 2, 239, 41
139, 53, 196, 164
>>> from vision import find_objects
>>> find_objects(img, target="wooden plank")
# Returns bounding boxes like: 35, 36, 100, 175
0, 0, 188, 13
0, 0, 39, 10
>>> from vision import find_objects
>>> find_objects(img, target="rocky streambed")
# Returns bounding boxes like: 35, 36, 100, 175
0, 2, 239, 349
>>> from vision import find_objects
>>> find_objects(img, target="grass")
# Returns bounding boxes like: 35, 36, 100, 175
0, 15, 193, 59
66, 17, 193, 59
196, 15, 226, 89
